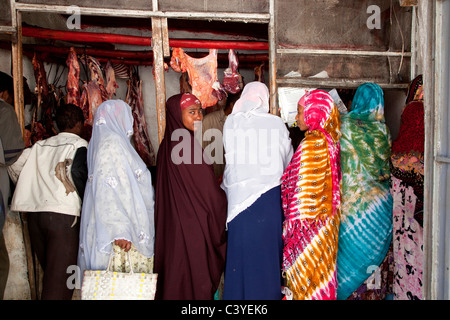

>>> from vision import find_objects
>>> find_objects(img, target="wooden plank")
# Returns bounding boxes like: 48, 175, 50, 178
15, 3, 270, 23
152, 0, 158, 11
161, 17, 170, 58
0, 26, 16, 34
276, 78, 409, 89
11, 11, 25, 141
268, 0, 277, 115
151, 17, 166, 144
11, 3, 37, 299
277, 48, 412, 57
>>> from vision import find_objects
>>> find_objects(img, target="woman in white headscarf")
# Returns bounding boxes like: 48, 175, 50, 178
221, 81, 293, 299
78, 99, 155, 277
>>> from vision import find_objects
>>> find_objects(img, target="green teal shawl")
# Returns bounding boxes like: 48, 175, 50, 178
336, 83, 393, 300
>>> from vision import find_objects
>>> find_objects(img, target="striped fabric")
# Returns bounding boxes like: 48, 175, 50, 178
281, 90, 341, 300
336, 83, 393, 300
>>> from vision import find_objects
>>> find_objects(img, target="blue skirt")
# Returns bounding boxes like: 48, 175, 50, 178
223, 186, 283, 300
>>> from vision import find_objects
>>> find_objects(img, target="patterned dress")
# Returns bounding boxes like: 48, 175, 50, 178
390, 75, 424, 300
336, 83, 393, 300
281, 90, 341, 300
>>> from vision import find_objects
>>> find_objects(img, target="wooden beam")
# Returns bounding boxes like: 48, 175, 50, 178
160, 17, 170, 58
268, 0, 277, 115
276, 78, 409, 89
151, 17, 166, 144
15, 3, 270, 23
277, 48, 411, 57
0, 26, 16, 35
11, 5, 38, 300
152, 0, 158, 11
11, 12, 25, 142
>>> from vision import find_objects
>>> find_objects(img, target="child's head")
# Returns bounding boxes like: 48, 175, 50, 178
56, 103, 84, 133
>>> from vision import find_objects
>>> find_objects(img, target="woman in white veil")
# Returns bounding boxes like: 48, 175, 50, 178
78, 99, 155, 276
221, 81, 293, 299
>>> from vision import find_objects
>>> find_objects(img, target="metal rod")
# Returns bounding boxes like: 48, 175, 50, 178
17, 43, 269, 63
22, 27, 152, 46
22, 26, 269, 50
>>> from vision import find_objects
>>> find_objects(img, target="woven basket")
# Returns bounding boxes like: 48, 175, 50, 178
81, 250, 157, 300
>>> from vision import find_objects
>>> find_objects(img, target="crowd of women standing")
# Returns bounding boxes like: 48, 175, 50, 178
8, 74, 424, 300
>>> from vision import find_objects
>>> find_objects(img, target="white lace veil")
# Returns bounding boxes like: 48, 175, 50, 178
78, 99, 155, 273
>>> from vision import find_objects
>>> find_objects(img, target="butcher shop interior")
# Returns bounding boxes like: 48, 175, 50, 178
1, 0, 450, 302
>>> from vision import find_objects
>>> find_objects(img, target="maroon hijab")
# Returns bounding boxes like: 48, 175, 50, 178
391, 74, 424, 154
154, 93, 227, 300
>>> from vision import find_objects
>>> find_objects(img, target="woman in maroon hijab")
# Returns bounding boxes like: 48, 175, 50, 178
154, 93, 227, 300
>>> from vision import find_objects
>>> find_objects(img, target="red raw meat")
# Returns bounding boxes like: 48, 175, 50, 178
66, 47, 80, 106
125, 73, 156, 167
31, 122, 47, 144
170, 48, 221, 108
223, 49, 243, 94
32, 53, 48, 122
80, 81, 104, 127
24, 128, 32, 148
105, 61, 119, 99
31, 53, 56, 142
79, 56, 109, 127
254, 62, 265, 83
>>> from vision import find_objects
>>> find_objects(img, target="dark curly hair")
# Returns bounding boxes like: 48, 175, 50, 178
55, 103, 84, 132
0, 71, 14, 96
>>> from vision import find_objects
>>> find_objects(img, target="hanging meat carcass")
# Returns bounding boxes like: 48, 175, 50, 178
254, 62, 265, 83
111, 63, 132, 80
30, 53, 57, 144
85, 55, 107, 91
80, 81, 104, 125
79, 55, 109, 128
105, 61, 119, 99
66, 47, 80, 106
223, 49, 243, 94
170, 48, 223, 108
109, 62, 157, 166
125, 70, 156, 167
179, 72, 192, 93
31, 53, 48, 126
211, 79, 227, 102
